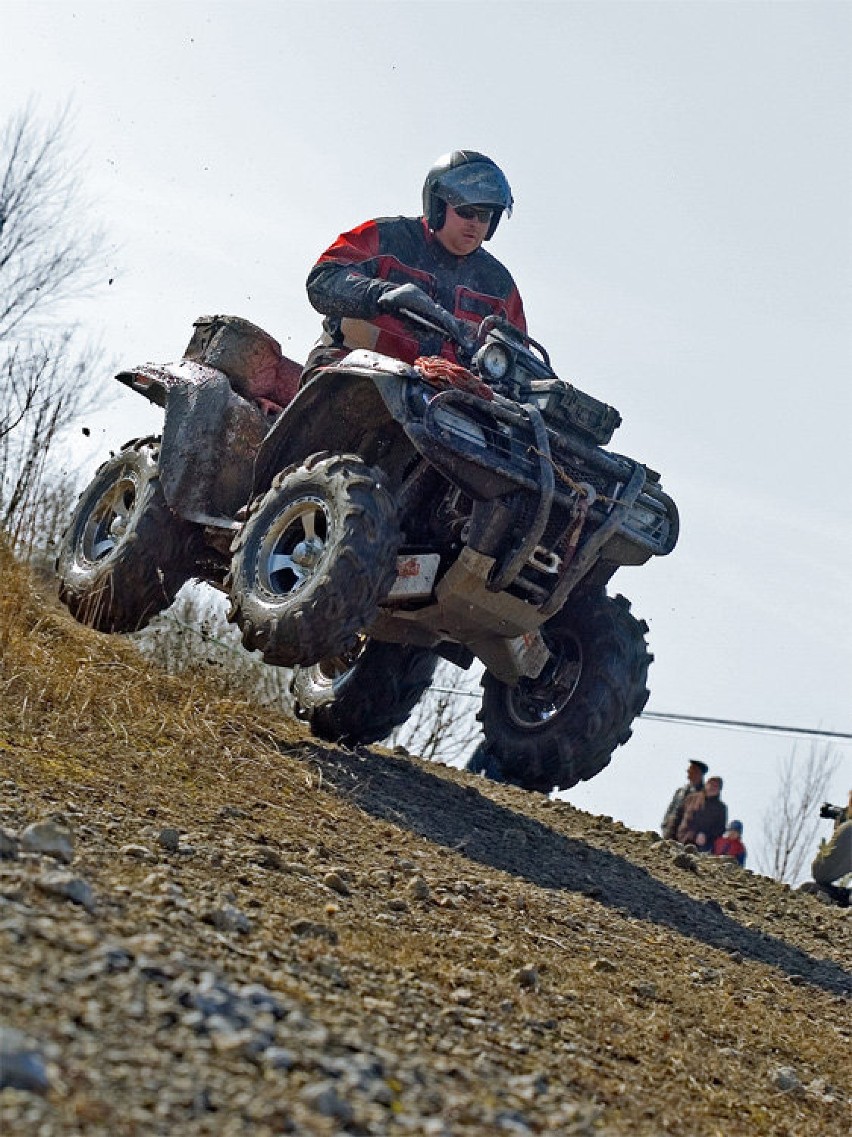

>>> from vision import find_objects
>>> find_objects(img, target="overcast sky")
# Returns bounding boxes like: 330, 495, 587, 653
4, 1, 850, 875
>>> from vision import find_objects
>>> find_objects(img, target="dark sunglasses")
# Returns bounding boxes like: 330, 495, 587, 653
454, 204, 494, 223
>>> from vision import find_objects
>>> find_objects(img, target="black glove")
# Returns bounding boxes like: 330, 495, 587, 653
378, 282, 476, 358
377, 283, 444, 321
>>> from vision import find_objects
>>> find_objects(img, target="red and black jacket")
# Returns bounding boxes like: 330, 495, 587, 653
304, 215, 526, 372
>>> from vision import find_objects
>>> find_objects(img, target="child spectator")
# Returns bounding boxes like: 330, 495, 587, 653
714, 820, 747, 866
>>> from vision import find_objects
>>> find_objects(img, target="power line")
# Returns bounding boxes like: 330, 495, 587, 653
640, 712, 852, 743
427, 686, 852, 744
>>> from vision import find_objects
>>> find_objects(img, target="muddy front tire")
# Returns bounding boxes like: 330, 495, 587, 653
291, 638, 439, 745
473, 592, 652, 793
56, 439, 196, 633
228, 453, 400, 667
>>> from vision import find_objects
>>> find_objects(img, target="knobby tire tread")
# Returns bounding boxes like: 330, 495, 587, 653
228, 454, 400, 668
292, 641, 439, 745
476, 592, 651, 792
56, 441, 194, 634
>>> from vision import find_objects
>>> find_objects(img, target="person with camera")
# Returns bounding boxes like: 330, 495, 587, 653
809, 791, 852, 906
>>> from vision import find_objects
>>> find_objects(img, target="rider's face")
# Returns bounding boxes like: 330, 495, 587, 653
435, 203, 491, 257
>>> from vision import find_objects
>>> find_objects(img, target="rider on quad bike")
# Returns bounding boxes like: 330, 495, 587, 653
302, 149, 526, 382
56, 148, 679, 796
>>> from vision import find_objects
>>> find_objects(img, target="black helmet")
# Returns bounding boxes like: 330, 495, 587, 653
423, 150, 513, 241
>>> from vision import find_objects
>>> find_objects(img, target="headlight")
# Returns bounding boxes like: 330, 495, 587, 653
476, 342, 511, 382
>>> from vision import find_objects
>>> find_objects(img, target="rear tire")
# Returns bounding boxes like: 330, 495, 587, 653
291, 638, 439, 745
56, 439, 196, 633
473, 592, 652, 792
228, 453, 400, 667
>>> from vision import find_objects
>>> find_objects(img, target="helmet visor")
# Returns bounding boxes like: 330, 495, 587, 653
433, 161, 513, 216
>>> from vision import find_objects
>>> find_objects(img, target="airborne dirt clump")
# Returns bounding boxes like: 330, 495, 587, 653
1, 546, 850, 1136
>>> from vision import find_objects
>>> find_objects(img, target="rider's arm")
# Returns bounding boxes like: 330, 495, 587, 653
504, 280, 527, 335
306, 218, 394, 319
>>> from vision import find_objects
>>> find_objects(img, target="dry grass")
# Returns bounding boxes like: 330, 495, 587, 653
0, 540, 310, 803
1, 544, 850, 1137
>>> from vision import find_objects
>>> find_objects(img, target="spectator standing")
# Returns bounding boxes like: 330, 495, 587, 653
661, 760, 708, 840
677, 775, 728, 852
810, 789, 852, 898
714, 820, 747, 866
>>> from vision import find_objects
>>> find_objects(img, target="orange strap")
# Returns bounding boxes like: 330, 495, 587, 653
413, 356, 494, 401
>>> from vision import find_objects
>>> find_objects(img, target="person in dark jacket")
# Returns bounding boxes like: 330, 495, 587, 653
661, 760, 708, 840
303, 150, 526, 382
677, 775, 728, 852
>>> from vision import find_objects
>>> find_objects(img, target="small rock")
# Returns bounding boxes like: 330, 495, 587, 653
407, 876, 431, 901
592, 958, 617, 974
218, 805, 249, 819
290, 919, 338, 944
323, 871, 350, 896
633, 981, 658, 999
300, 1080, 354, 1123
252, 847, 283, 870
263, 1045, 296, 1070
0, 827, 19, 859
203, 904, 251, 935
672, 851, 698, 872
20, 820, 74, 863
773, 1066, 803, 1093
36, 872, 96, 911
157, 827, 181, 853
120, 843, 155, 861
805, 1077, 838, 1102
451, 987, 474, 1005
512, 967, 539, 990
0, 1027, 52, 1094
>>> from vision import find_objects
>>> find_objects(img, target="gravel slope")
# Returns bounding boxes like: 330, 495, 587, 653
0, 556, 849, 1136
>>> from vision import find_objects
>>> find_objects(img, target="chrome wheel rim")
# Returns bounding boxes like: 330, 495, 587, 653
505, 631, 583, 729
257, 496, 331, 597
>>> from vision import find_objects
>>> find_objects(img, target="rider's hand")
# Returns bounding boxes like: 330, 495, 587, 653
379, 283, 477, 360
377, 283, 442, 320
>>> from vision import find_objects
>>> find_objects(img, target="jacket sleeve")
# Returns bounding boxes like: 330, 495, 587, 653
505, 281, 527, 335
306, 219, 392, 319
661, 788, 684, 839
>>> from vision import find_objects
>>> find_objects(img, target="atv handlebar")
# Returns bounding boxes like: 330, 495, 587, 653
396, 305, 478, 362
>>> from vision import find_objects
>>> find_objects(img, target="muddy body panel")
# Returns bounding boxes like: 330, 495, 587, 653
118, 362, 270, 527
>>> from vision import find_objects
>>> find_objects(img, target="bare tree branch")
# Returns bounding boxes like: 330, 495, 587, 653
755, 742, 840, 883
0, 105, 103, 340
390, 660, 483, 765
0, 104, 109, 553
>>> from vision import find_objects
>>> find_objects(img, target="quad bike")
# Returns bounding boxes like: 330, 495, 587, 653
57, 301, 678, 792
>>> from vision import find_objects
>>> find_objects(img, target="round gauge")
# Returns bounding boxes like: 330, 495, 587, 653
478, 343, 511, 381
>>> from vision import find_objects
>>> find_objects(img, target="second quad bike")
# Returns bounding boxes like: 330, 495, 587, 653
57, 301, 678, 792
